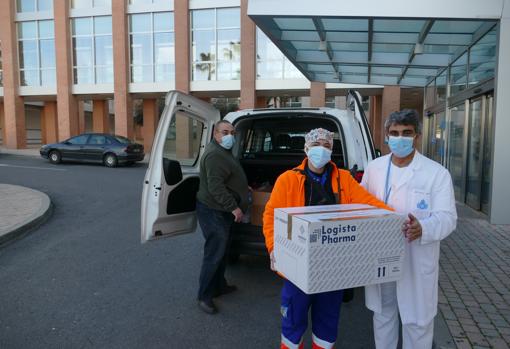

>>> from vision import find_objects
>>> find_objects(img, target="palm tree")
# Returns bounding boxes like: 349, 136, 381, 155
195, 52, 215, 80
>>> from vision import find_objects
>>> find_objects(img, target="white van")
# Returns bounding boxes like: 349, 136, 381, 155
141, 90, 377, 259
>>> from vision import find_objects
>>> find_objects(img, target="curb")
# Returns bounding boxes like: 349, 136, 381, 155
0, 189, 53, 246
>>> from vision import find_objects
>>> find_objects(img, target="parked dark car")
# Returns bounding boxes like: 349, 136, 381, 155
40, 133, 144, 167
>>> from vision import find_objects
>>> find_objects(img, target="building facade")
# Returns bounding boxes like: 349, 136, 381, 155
0, 0, 420, 155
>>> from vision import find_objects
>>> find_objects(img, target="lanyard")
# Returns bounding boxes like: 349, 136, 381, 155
384, 155, 393, 204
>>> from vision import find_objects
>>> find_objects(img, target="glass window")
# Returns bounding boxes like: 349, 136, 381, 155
39, 39, 55, 67
217, 8, 240, 28
73, 18, 93, 36
191, 8, 240, 81
38, 0, 52, 11
68, 135, 89, 145
94, 17, 112, 35
163, 112, 204, 166
72, 16, 113, 84
89, 135, 107, 144
450, 53, 467, 95
130, 14, 151, 32
435, 70, 447, 104
17, 0, 36, 12
19, 22, 37, 39
72, 0, 110, 9
154, 12, 173, 32
129, 11, 175, 83
448, 103, 467, 201
18, 20, 56, 86
468, 29, 496, 87
192, 9, 214, 30
256, 28, 303, 80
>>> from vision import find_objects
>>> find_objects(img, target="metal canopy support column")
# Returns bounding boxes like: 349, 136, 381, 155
490, 16, 510, 224
368, 19, 373, 83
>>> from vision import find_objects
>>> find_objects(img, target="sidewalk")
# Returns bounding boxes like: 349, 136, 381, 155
0, 184, 52, 245
438, 204, 510, 348
0, 146, 41, 158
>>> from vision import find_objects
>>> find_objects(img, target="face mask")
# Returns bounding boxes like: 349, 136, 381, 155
220, 134, 235, 150
388, 136, 414, 158
306, 146, 332, 169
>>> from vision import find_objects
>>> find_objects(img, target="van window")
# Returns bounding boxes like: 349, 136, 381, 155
163, 111, 204, 166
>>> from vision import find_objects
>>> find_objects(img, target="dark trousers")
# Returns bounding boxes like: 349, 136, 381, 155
196, 201, 234, 301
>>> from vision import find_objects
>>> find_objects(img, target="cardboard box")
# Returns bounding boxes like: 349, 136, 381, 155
274, 204, 406, 294
250, 190, 272, 226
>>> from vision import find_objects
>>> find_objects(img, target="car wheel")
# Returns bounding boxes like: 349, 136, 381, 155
48, 150, 61, 164
103, 153, 118, 168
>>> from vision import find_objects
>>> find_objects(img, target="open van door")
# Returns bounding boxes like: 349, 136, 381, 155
141, 91, 220, 243
347, 90, 377, 162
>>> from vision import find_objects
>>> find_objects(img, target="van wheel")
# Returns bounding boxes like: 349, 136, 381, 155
103, 153, 118, 168
49, 150, 61, 164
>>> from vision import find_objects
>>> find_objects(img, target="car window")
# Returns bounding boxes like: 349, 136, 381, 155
163, 111, 204, 166
105, 137, 113, 145
114, 135, 132, 144
88, 135, 107, 145
67, 135, 89, 145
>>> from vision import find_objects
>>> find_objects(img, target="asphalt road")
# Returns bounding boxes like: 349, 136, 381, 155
0, 154, 376, 348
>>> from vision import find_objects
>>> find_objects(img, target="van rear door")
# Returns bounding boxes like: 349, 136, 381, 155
141, 91, 220, 243
347, 90, 377, 162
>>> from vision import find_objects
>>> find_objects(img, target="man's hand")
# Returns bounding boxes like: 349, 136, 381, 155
402, 213, 422, 242
270, 251, 276, 271
232, 207, 243, 223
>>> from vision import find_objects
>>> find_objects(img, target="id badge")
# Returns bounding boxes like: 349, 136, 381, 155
411, 189, 431, 219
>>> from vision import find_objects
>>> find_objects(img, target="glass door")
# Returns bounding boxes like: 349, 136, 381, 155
448, 103, 467, 202
481, 95, 493, 214
466, 98, 484, 210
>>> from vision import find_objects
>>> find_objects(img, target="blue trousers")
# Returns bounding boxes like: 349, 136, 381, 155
196, 201, 234, 301
281, 280, 344, 345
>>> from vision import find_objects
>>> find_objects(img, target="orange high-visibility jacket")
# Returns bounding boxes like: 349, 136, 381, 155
262, 159, 393, 252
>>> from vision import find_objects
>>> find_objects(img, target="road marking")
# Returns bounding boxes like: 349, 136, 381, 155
0, 163, 68, 171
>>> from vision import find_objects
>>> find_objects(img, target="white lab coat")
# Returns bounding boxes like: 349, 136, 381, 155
361, 152, 457, 326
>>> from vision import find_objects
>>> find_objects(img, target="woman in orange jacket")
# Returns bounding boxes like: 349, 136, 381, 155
263, 128, 391, 349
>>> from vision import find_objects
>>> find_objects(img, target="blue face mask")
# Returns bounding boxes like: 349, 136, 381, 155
306, 146, 332, 169
388, 136, 415, 158
220, 134, 235, 150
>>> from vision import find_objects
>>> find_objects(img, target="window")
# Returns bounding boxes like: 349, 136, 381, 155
468, 28, 496, 87
325, 97, 335, 108
17, 0, 52, 12
68, 135, 89, 145
18, 20, 56, 86
163, 112, 204, 166
88, 135, 106, 144
256, 28, 303, 80
71, 0, 111, 9
191, 8, 240, 81
72, 16, 113, 84
114, 135, 132, 144
129, 12, 175, 83
450, 53, 467, 96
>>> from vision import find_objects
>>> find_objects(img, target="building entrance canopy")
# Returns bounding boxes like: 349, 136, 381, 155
247, 0, 503, 87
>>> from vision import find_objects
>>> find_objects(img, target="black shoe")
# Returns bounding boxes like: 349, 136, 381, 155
198, 299, 217, 314
214, 285, 238, 298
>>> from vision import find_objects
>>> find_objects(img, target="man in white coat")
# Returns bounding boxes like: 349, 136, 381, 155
361, 109, 457, 349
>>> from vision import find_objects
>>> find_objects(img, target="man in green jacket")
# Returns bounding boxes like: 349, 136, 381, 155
196, 120, 249, 314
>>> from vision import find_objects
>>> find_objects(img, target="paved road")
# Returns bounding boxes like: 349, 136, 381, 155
0, 155, 376, 348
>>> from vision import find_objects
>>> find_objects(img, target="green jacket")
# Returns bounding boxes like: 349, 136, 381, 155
196, 139, 249, 213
